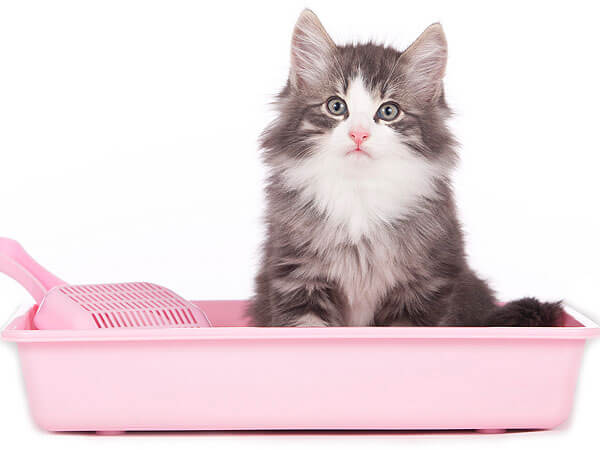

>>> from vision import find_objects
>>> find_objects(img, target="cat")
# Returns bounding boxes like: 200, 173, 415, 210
248, 9, 563, 327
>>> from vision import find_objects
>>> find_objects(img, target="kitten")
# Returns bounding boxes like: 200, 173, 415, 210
248, 9, 563, 327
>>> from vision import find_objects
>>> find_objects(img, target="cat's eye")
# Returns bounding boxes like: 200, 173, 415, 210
377, 102, 401, 121
326, 97, 347, 116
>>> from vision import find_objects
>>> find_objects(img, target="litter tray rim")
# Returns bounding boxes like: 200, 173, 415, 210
2, 301, 599, 343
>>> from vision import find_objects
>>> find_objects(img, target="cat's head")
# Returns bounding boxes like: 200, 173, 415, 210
263, 10, 457, 238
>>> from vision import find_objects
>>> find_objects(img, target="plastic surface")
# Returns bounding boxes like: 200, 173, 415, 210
0, 238, 210, 329
2, 300, 598, 432
0, 238, 66, 303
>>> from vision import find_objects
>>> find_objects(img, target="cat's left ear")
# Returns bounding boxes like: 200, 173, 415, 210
290, 9, 337, 92
399, 23, 448, 104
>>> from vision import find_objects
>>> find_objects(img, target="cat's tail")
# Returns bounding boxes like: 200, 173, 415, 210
483, 297, 564, 327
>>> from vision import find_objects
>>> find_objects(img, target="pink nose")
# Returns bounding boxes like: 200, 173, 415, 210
349, 129, 370, 146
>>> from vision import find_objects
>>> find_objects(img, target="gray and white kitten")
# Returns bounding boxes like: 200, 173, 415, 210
248, 9, 562, 327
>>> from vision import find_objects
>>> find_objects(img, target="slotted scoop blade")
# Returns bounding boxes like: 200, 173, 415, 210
0, 238, 211, 330
36, 281, 210, 329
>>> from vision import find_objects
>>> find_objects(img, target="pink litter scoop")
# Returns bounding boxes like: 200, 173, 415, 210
0, 237, 210, 330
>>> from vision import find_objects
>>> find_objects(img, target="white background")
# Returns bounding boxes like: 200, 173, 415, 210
1, 0, 599, 448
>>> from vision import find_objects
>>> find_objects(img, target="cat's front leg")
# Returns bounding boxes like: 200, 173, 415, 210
269, 277, 346, 327
373, 282, 449, 327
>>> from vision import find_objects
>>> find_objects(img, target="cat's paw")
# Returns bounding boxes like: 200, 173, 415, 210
293, 313, 328, 327
485, 298, 564, 327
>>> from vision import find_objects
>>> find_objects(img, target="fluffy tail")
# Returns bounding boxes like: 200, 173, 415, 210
484, 297, 564, 327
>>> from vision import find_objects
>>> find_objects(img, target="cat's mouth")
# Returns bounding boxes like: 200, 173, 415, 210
345, 147, 372, 158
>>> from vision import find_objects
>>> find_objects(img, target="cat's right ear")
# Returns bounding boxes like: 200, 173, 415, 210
290, 9, 337, 92
398, 23, 448, 104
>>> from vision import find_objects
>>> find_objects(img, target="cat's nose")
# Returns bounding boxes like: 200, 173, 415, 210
349, 128, 370, 146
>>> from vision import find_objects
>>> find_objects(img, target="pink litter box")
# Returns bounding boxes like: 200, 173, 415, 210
2, 301, 598, 433
1, 240, 599, 433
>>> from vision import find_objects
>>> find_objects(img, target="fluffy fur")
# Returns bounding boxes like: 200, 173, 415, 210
248, 10, 563, 327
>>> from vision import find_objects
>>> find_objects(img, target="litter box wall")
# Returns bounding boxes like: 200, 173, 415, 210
6, 300, 594, 432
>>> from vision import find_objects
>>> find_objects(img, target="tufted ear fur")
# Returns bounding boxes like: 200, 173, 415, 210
289, 9, 337, 91
399, 23, 448, 104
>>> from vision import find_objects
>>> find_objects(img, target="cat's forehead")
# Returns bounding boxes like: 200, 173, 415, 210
335, 44, 406, 101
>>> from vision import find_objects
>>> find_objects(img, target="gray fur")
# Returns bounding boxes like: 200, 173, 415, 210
248, 10, 562, 327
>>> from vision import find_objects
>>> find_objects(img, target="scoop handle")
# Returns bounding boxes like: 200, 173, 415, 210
0, 238, 66, 304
